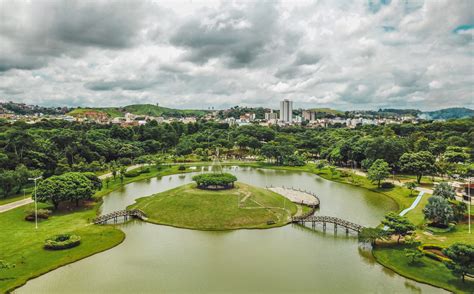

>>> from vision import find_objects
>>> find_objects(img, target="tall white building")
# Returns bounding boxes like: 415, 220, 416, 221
279, 99, 293, 123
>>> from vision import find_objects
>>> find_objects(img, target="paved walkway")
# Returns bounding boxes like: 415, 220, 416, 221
399, 191, 425, 216
0, 198, 33, 213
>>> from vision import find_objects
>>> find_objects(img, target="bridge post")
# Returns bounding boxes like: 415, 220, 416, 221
312, 221, 315, 229
334, 223, 337, 233
346, 227, 349, 235
323, 222, 326, 232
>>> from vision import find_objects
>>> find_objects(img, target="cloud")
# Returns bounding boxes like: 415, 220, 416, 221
0, 0, 472, 111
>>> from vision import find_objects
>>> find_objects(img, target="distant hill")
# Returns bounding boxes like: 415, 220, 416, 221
308, 108, 345, 116
420, 107, 474, 120
68, 104, 208, 118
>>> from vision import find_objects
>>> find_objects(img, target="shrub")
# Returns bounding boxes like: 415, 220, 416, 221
124, 170, 140, 177
178, 165, 186, 171
44, 234, 81, 250
192, 173, 237, 189
417, 244, 451, 262
380, 182, 394, 189
25, 209, 51, 221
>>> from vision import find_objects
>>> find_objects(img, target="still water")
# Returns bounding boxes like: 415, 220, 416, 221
18, 167, 444, 293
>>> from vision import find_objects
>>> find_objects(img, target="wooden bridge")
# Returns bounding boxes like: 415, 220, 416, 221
292, 215, 364, 234
93, 209, 147, 225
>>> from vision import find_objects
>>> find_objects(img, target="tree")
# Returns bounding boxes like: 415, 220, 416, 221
452, 201, 467, 222
433, 182, 456, 200
36, 172, 97, 209
382, 212, 416, 244
119, 166, 127, 184
423, 196, 454, 226
400, 151, 436, 184
442, 243, 474, 282
105, 177, 111, 188
0, 170, 16, 198
367, 159, 390, 187
404, 248, 424, 264
358, 227, 388, 246
404, 182, 418, 196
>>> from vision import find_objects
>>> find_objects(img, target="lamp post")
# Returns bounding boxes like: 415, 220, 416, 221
28, 176, 42, 229
469, 178, 471, 234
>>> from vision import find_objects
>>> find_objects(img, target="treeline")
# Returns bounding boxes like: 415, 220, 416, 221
0, 118, 473, 197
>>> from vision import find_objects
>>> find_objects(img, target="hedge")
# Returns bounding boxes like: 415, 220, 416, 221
192, 173, 237, 189
418, 244, 451, 262
44, 234, 81, 250
25, 209, 51, 221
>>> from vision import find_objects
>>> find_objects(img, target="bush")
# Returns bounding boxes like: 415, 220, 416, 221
25, 209, 51, 221
178, 165, 186, 171
124, 170, 140, 177
192, 173, 237, 189
124, 167, 151, 177
117, 157, 132, 166
44, 234, 81, 250
380, 182, 394, 189
418, 244, 451, 262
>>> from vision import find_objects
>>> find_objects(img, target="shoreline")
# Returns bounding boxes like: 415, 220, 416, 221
4, 162, 459, 293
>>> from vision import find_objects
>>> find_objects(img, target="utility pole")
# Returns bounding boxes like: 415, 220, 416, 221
28, 176, 42, 229
469, 178, 471, 234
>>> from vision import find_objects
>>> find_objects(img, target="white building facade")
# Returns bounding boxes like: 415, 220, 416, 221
279, 99, 293, 123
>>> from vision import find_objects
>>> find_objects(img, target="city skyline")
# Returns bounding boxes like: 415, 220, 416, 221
0, 0, 473, 111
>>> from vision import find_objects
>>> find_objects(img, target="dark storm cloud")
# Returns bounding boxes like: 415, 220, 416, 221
85, 79, 158, 92
0, 0, 150, 71
170, 1, 279, 68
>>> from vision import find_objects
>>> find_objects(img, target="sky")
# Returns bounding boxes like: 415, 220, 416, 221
0, 0, 473, 111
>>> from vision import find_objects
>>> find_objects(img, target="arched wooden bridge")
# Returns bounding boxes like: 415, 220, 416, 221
292, 215, 364, 233
93, 209, 147, 225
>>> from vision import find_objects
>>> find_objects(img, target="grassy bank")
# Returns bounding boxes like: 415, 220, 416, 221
0, 202, 124, 292
0, 164, 192, 293
373, 246, 474, 293
233, 162, 473, 293
129, 182, 297, 230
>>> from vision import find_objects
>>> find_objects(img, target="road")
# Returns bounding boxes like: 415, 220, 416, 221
0, 198, 33, 213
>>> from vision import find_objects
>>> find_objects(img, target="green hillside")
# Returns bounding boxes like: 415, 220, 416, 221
123, 104, 208, 117
68, 104, 208, 118
421, 107, 474, 120
309, 108, 344, 115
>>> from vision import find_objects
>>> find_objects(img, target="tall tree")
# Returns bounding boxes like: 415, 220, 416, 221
367, 159, 390, 187
443, 243, 474, 282
400, 151, 436, 183
432, 182, 456, 200
381, 212, 416, 244
423, 196, 454, 226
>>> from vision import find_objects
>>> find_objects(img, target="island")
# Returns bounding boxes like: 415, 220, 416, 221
128, 173, 297, 230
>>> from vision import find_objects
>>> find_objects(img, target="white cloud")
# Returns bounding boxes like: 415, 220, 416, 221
0, 0, 472, 111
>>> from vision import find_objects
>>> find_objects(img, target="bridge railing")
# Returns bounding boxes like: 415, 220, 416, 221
93, 209, 147, 225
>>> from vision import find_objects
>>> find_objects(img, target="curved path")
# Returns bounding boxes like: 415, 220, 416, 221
399, 191, 425, 216
0, 198, 33, 213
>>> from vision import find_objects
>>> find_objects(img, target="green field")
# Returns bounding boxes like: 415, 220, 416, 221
129, 182, 297, 230
373, 246, 474, 293
0, 203, 124, 292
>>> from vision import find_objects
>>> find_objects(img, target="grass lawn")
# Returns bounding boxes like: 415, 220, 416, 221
373, 245, 474, 293
129, 182, 297, 230
0, 202, 124, 293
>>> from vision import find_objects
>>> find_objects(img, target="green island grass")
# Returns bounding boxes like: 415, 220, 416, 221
128, 182, 297, 230
373, 245, 474, 293
0, 202, 124, 292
